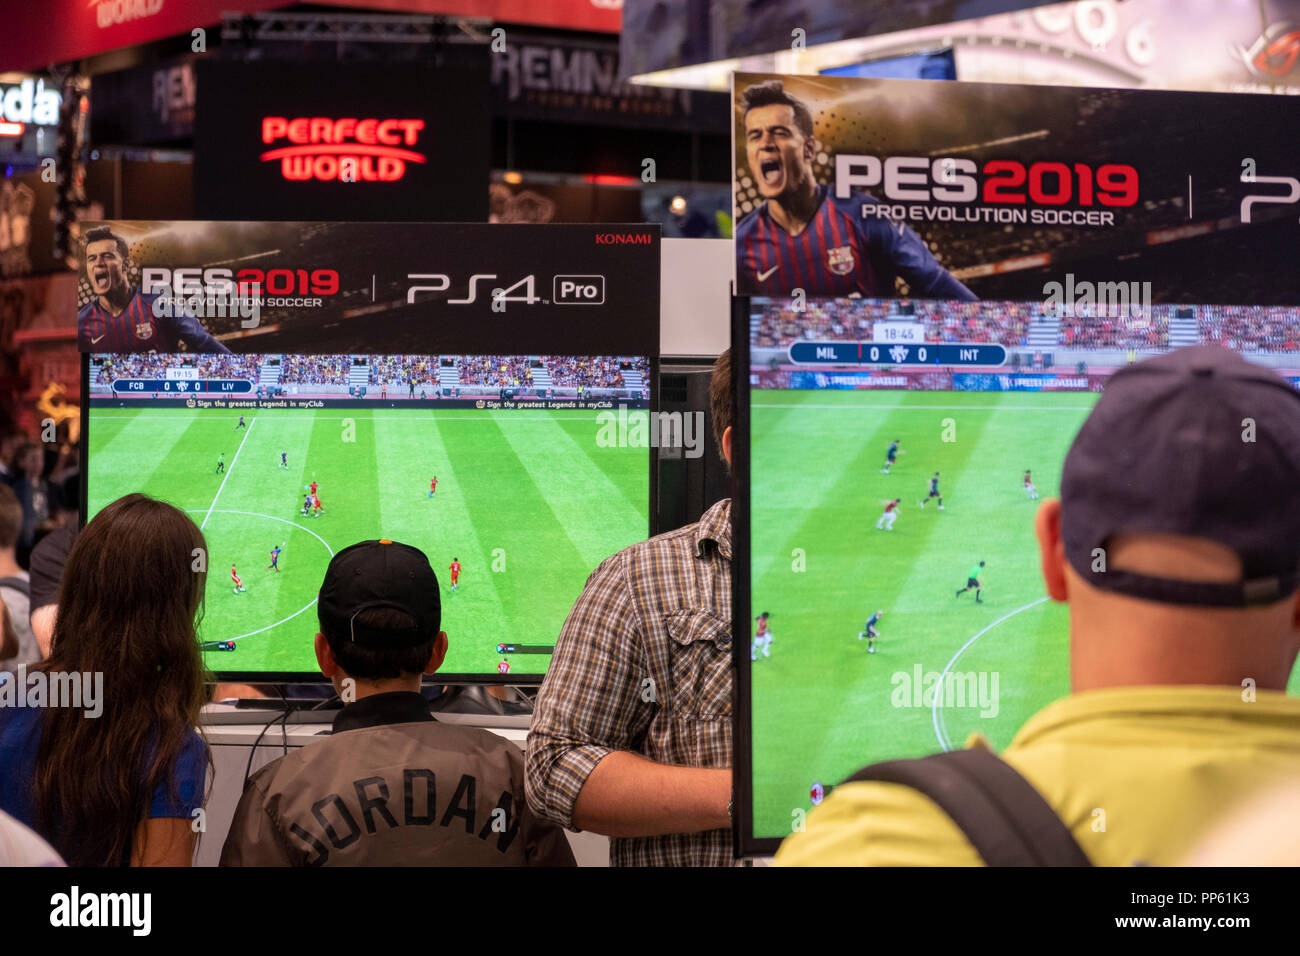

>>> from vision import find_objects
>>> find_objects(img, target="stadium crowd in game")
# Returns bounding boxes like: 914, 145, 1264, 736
1058, 314, 1167, 349
751, 301, 875, 346
1198, 305, 1300, 353
753, 300, 1299, 354
96, 354, 266, 384
365, 355, 647, 389
94, 354, 654, 390
545, 356, 635, 388
459, 355, 533, 386
279, 355, 349, 385
913, 300, 1034, 347
368, 355, 440, 386
752, 300, 1033, 347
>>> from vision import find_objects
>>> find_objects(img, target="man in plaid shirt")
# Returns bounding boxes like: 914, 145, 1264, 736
526, 350, 735, 866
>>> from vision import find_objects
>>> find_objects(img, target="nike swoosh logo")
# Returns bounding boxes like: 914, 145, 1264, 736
90, 334, 106, 344
757, 265, 780, 281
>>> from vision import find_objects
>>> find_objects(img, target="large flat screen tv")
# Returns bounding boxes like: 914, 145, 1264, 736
84, 351, 653, 683
732, 295, 1300, 855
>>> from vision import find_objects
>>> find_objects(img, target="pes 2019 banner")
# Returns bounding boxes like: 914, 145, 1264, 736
732, 72, 1300, 305
75, 221, 659, 356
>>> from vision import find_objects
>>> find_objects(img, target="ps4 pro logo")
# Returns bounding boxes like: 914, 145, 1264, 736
1240, 163, 1300, 223
404, 273, 606, 306
406, 273, 540, 306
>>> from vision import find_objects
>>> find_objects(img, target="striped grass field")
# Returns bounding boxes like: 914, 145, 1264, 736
86, 405, 649, 678
748, 388, 1300, 839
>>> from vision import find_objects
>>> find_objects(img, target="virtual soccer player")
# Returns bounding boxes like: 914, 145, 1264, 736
858, 610, 884, 654
752, 612, 773, 661
920, 472, 943, 510
956, 561, 985, 604
876, 498, 901, 531
77, 226, 232, 353
735, 80, 975, 301
882, 439, 903, 475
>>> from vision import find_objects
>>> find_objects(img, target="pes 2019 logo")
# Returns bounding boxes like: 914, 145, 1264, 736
834, 156, 1139, 208
142, 267, 340, 296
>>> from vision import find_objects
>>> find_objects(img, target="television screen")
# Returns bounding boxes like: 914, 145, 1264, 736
821, 48, 956, 81
85, 351, 653, 681
735, 295, 1300, 851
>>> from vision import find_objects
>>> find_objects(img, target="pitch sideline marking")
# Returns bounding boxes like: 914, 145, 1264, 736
930, 595, 1050, 752
201, 417, 256, 531
185, 508, 336, 644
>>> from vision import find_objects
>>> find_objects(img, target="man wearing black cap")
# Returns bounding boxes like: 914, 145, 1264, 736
776, 346, 1300, 866
220, 539, 575, 867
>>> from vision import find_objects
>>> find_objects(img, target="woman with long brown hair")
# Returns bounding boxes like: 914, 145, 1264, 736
0, 493, 211, 866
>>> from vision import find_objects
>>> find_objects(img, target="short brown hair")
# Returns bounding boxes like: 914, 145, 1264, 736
0, 484, 20, 550
710, 347, 732, 462
321, 605, 436, 681
83, 225, 129, 260
741, 79, 815, 141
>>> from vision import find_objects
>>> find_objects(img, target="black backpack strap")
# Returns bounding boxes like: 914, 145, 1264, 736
842, 749, 1091, 866
0, 577, 28, 597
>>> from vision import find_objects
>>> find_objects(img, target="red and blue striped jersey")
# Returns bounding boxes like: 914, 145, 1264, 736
736, 185, 975, 301
78, 288, 231, 353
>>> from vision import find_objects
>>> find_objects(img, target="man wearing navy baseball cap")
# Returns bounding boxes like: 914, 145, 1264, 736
221, 539, 574, 867
778, 347, 1300, 866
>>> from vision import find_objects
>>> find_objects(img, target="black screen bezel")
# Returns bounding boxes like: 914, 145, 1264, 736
80, 351, 659, 686
729, 294, 785, 857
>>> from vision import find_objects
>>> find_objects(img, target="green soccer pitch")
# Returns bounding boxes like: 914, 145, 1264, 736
86, 405, 649, 677
747, 387, 1300, 839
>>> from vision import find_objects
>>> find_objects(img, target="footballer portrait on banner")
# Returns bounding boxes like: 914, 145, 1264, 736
77, 225, 231, 354
732, 72, 1300, 306
733, 77, 975, 301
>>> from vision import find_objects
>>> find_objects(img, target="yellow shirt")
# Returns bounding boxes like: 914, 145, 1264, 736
775, 685, 1300, 866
